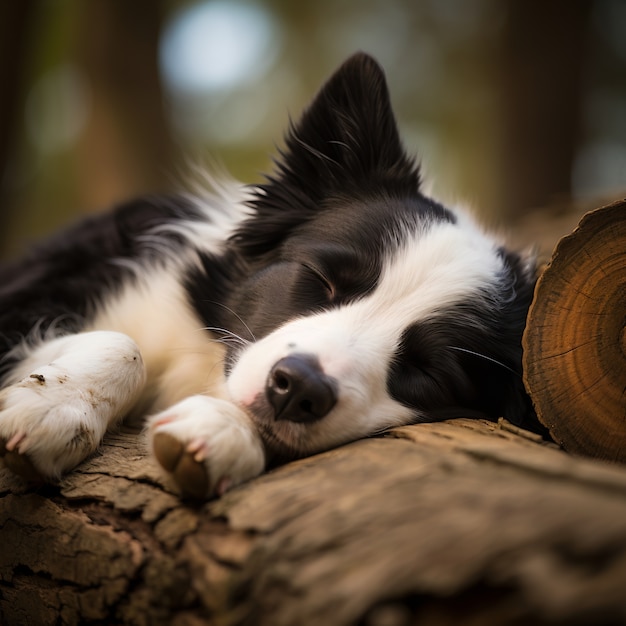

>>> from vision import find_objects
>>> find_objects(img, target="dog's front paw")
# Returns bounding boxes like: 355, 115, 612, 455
0, 370, 107, 481
0, 331, 145, 481
147, 396, 265, 499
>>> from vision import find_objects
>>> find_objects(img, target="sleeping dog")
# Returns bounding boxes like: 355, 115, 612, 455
0, 53, 537, 498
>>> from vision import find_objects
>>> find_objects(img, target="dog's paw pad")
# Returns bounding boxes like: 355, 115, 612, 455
153, 431, 210, 499
152, 431, 184, 471
173, 449, 210, 499
0, 437, 44, 483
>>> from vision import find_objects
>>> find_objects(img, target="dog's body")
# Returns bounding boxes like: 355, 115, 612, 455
0, 54, 537, 497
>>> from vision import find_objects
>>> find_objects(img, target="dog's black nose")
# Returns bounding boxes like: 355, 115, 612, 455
266, 355, 337, 423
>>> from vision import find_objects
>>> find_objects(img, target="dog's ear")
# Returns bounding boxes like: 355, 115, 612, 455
234, 53, 420, 257
275, 52, 420, 197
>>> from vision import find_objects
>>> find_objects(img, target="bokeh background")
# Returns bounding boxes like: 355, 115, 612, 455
1, 0, 625, 260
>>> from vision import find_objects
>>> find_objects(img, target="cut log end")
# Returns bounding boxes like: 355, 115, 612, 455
523, 199, 626, 463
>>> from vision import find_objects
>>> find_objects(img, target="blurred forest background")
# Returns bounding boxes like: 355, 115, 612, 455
1, 0, 625, 260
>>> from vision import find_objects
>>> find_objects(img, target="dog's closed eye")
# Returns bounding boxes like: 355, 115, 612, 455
302, 265, 335, 301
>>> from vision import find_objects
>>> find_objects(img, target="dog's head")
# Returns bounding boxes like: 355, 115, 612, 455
222, 53, 536, 458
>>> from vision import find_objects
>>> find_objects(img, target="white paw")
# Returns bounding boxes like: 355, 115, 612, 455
0, 331, 145, 480
147, 396, 265, 499
0, 369, 110, 480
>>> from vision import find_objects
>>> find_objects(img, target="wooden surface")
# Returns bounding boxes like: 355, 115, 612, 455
2, 419, 626, 625
523, 199, 626, 462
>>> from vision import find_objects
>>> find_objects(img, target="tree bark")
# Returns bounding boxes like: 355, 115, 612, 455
2, 418, 626, 625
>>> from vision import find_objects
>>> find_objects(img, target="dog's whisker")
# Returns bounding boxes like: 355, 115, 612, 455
207, 338, 244, 349
201, 301, 257, 342
209, 335, 246, 347
447, 346, 518, 376
201, 326, 251, 347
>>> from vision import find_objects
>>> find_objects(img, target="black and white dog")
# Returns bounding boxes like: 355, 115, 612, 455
0, 54, 537, 498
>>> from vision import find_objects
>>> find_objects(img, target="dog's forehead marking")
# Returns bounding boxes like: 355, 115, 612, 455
352, 220, 503, 333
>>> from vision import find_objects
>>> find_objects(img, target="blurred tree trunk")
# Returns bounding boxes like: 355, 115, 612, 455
73, 0, 178, 211
496, 0, 592, 218
0, 1, 38, 253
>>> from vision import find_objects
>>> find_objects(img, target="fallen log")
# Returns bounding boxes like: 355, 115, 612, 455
523, 199, 626, 462
2, 418, 626, 625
